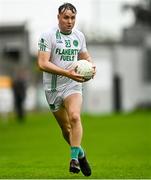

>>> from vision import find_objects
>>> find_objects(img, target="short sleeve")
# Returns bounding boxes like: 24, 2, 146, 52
79, 33, 87, 53
38, 32, 51, 52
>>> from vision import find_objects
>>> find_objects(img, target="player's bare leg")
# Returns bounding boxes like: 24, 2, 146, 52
64, 93, 83, 147
64, 93, 91, 176
63, 93, 82, 173
53, 107, 71, 145
52, 97, 81, 173
53, 94, 91, 176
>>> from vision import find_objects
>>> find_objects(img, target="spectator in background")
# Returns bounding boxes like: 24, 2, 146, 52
12, 69, 27, 122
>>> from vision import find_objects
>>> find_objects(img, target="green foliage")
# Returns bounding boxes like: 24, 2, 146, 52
0, 111, 150, 178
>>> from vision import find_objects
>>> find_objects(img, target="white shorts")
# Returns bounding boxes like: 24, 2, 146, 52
45, 84, 82, 112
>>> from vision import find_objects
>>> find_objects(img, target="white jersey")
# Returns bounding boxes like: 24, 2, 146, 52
38, 26, 87, 91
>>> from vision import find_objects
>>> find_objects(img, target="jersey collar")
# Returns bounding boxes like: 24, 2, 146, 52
59, 30, 72, 35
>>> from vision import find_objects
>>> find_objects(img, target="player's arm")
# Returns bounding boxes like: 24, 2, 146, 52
38, 51, 67, 75
37, 51, 85, 82
78, 51, 92, 63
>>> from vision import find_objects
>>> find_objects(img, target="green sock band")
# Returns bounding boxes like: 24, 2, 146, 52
71, 146, 80, 160
78, 146, 85, 158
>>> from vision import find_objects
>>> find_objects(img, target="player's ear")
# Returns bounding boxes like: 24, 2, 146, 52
57, 14, 60, 20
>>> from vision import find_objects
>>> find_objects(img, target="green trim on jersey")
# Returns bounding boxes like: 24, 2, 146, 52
51, 74, 57, 92
49, 104, 56, 110
56, 30, 61, 40
38, 38, 48, 51
60, 31, 72, 35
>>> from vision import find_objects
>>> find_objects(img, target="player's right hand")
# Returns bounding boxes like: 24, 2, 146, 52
66, 69, 86, 83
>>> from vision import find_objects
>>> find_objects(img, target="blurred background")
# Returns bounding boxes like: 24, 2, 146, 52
0, 0, 151, 117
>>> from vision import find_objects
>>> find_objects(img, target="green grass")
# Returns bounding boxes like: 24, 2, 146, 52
0, 110, 150, 179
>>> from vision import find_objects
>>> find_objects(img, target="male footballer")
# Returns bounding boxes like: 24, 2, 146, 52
37, 2, 95, 176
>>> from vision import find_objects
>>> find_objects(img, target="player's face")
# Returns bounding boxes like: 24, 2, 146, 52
58, 9, 76, 33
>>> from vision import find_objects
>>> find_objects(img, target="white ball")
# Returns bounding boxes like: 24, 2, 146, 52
74, 60, 93, 80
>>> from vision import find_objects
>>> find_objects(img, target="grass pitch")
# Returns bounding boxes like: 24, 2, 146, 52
0, 110, 150, 179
